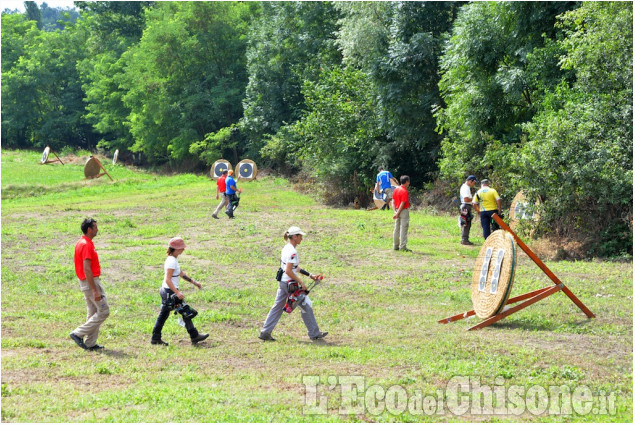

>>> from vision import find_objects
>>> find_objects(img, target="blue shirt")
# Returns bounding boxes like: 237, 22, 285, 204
376, 171, 394, 190
225, 176, 237, 195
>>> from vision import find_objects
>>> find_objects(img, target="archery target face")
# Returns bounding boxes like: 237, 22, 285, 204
84, 156, 101, 178
210, 160, 232, 180
373, 185, 397, 208
509, 191, 541, 231
235, 159, 257, 181
112, 149, 119, 165
471, 230, 517, 319
41, 146, 50, 164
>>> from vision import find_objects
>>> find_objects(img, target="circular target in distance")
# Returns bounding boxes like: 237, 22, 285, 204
41, 146, 51, 164
235, 159, 257, 181
84, 156, 101, 178
210, 160, 232, 180
112, 149, 119, 165
509, 190, 541, 231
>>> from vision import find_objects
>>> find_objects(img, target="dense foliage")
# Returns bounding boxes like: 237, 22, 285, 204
1, 1, 632, 255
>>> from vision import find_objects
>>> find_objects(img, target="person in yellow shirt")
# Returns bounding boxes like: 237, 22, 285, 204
472, 179, 502, 240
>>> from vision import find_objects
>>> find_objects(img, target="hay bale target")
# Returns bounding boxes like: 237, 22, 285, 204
210, 160, 232, 180
84, 156, 113, 181
84, 157, 101, 178
440, 214, 594, 330
509, 190, 541, 231
235, 159, 257, 181
471, 230, 517, 319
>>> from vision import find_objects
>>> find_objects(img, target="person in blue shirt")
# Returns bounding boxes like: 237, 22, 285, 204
375, 167, 395, 210
225, 170, 242, 219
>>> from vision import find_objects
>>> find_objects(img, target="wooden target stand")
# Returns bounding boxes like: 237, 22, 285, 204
40, 146, 64, 165
84, 156, 114, 181
439, 213, 594, 330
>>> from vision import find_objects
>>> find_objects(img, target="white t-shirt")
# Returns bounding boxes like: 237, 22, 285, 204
280, 243, 299, 283
163, 255, 181, 289
460, 183, 473, 205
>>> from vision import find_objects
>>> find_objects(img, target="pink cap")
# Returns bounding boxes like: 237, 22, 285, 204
168, 237, 186, 250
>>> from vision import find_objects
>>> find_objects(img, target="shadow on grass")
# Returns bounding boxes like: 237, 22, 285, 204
487, 318, 594, 332
297, 339, 340, 347
100, 349, 133, 358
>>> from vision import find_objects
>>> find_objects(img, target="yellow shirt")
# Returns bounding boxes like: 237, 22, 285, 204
474, 187, 500, 211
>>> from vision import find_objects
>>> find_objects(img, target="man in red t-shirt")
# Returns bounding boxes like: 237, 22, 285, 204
212, 169, 228, 219
392, 175, 412, 252
70, 218, 110, 351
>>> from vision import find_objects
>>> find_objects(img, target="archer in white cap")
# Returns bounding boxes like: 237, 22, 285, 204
259, 226, 328, 341
151, 237, 209, 346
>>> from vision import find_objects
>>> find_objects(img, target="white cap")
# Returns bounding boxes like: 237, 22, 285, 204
287, 226, 306, 236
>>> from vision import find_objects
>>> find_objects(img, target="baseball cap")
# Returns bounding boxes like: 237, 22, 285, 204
168, 237, 186, 250
481, 179, 490, 185
287, 226, 306, 236
467, 175, 477, 182
221, 169, 228, 174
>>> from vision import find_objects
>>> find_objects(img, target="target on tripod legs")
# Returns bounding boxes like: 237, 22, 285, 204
235, 159, 257, 181
112, 149, 119, 165
509, 191, 541, 231
210, 160, 232, 180
41, 146, 51, 164
471, 230, 517, 319
84, 156, 101, 178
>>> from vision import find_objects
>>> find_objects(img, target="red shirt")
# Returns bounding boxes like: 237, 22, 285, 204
392, 186, 410, 209
217, 175, 227, 193
74, 236, 100, 280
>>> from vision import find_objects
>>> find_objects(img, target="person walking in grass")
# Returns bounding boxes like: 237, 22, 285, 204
259, 226, 328, 342
212, 169, 228, 219
375, 166, 395, 210
459, 175, 477, 245
70, 218, 110, 351
225, 170, 242, 219
473, 179, 502, 240
151, 237, 209, 346
392, 175, 412, 252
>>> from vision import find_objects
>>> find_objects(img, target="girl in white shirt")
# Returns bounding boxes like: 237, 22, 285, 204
259, 227, 328, 341
151, 237, 208, 346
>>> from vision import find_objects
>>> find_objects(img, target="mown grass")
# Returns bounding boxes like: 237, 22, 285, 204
1, 149, 632, 422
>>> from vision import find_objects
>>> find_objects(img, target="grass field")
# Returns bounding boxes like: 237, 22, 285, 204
1, 149, 632, 422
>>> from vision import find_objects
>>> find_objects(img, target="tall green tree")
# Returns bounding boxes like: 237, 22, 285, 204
2, 18, 92, 149
436, 1, 578, 187
334, 2, 461, 186
263, 66, 383, 203
24, 1, 42, 29
119, 1, 253, 164
76, 2, 153, 157
241, 1, 341, 159
519, 2, 633, 255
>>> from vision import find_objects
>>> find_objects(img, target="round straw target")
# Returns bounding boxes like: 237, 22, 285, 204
210, 160, 232, 180
471, 230, 517, 319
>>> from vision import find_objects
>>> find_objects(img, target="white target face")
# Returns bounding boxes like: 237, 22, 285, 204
235, 159, 257, 181
41, 146, 50, 164
210, 160, 232, 180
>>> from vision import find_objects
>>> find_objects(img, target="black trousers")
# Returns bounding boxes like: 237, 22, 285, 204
226, 193, 239, 217
480, 210, 498, 240
152, 287, 198, 341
